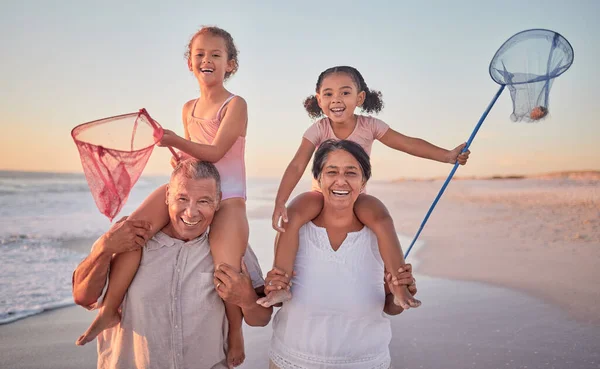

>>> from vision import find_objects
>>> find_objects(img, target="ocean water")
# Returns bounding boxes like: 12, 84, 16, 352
0, 171, 422, 325
0, 171, 163, 324
0, 171, 282, 324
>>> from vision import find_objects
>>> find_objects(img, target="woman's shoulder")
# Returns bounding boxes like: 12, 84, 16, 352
299, 221, 319, 235
360, 225, 377, 240
361, 226, 384, 264
298, 221, 328, 242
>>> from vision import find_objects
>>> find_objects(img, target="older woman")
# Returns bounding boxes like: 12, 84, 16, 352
266, 139, 417, 369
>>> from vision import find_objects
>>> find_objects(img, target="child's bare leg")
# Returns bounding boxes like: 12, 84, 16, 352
76, 185, 170, 346
354, 194, 421, 310
257, 191, 323, 308
76, 250, 140, 345
209, 198, 248, 368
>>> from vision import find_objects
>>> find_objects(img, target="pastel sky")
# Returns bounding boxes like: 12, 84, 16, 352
1, 0, 598, 179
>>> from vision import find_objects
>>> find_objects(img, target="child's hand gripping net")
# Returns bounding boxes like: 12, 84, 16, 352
72, 109, 164, 221
489, 29, 574, 122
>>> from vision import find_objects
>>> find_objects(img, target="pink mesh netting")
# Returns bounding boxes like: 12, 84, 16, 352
72, 109, 168, 221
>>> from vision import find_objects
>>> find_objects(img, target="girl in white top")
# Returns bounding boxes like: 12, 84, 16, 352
268, 139, 417, 369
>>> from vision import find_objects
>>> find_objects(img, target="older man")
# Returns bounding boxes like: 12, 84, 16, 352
72, 159, 272, 369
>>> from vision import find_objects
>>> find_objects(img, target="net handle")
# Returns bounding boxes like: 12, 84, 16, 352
403, 84, 506, 259
139, 108, 180, 162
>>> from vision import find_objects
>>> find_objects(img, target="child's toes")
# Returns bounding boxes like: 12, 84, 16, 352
393, 296, 411, 309
409, 297, 422, 308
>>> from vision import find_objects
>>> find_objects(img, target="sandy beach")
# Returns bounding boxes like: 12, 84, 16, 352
373, 175, 600, 324
1, 176, 599, 368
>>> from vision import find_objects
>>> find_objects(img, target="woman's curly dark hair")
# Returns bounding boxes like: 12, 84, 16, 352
304, 66, 384, 119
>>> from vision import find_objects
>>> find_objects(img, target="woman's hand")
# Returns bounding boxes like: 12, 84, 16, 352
383, 264, 418, 315
256, 266, 295, 308
264, 267, 293, 293
385, 263, 417, 296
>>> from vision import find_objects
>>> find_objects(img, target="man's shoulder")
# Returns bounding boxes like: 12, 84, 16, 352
145, 231, 175, 251
242, 245, 265, 288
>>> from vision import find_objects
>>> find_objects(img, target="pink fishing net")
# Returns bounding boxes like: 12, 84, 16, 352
72, 109, 165, 221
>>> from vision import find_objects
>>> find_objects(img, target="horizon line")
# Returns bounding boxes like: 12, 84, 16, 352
1, 168, 599, 181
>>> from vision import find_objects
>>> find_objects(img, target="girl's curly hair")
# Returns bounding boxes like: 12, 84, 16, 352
304, 66, 383, 119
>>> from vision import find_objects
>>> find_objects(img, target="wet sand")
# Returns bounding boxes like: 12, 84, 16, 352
1, 178, 599, 368
2, 274, 598, 369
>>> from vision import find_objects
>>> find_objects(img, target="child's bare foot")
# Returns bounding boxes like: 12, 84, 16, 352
391, 283, 421, 310
75, 308, 121, 346
227, 327, 245, 368
256, 289, 292, 308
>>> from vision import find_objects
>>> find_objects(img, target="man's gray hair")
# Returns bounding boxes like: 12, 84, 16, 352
170, 159, 221, 196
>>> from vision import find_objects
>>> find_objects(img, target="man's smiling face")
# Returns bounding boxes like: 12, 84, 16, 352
164, 175, 220, 242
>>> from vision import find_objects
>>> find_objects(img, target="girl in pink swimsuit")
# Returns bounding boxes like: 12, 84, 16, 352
77, 26, 249, 368
258, 66, 471, 309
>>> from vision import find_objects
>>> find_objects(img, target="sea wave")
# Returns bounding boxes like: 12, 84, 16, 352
0, 299, 74, 325
0, 236, 86, 325
0, 171, 168, 195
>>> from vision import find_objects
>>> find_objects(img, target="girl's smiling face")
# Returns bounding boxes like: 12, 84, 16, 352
316, 72, 366, 124
187, 34, 234, 86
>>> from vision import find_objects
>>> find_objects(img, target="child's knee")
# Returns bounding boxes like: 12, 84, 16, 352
355, 195, 391, 219
287, 192, 323, 225
285, 211, 309, 229
369, 214, 395, 233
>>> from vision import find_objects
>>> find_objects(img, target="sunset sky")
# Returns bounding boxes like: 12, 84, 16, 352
1, 0, 598, 179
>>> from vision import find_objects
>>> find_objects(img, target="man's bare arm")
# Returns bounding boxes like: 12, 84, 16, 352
72, 218, 152, 308
72, 236, 113, 308
241, 286, 273, 327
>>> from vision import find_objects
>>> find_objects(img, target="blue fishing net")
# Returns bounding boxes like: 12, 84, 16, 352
489, 29, 574, 122
405, 29, 574, 258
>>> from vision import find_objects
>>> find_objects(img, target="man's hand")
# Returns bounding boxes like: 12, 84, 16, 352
99, 217, 153, 255
73, 215, 151, 308
213, 261, 257, 309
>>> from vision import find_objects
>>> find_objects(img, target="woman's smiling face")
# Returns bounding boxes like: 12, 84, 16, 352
318, 148, 365, 211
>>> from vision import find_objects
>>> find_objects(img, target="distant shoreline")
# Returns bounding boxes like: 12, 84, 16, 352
1, 169, 599, 182
391, 170, 600, 182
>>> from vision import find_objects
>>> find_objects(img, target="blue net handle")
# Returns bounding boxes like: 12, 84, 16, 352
404, 84, 506, 259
